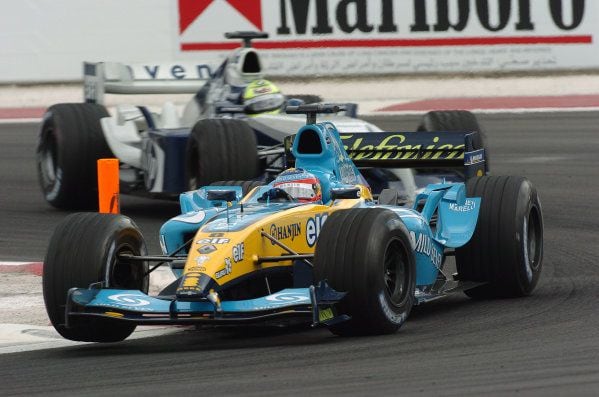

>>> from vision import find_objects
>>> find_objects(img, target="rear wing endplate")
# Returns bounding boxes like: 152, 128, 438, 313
83, 62, 209, 104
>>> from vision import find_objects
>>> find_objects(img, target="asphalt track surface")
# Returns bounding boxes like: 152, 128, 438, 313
1, 113, 598, 396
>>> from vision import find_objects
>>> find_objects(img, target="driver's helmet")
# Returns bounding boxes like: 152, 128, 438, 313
243, 79, 285, 116
273, 168, 322, 203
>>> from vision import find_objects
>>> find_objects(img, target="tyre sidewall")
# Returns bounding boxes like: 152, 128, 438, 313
37, 110, 67, 205
367, 216, 416, 329
512, 180, 543, 295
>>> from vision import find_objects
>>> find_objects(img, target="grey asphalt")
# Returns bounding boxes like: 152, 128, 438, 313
1, 113, 598, 396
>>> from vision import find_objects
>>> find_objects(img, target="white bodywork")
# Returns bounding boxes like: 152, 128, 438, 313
85, 60, 417, 201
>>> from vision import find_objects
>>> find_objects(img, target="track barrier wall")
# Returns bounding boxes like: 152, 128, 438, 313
1, 1, 597, 83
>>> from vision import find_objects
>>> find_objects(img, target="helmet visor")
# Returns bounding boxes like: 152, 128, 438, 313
245, 93, 285, 114
276, 182, 319, 201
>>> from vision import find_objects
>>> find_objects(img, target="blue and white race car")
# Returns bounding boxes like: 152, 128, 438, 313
36, 32, 487, 210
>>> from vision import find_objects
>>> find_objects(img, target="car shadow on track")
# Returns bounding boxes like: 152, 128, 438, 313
46, 297, 489, 358
47, 324, 338, 358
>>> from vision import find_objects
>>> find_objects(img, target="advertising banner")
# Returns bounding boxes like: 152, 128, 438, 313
0, 1, 597, 83
176, 0, 598, 76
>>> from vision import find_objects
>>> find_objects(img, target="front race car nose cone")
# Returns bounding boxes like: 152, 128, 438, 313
176, 272, 218, 301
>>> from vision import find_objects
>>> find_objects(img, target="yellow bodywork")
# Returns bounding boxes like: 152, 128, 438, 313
178, 187, 371, 294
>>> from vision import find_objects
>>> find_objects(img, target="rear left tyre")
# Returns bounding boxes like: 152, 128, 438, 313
43, 213, 149, 342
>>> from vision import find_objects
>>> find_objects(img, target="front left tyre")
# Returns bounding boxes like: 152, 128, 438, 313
43, 213, 149, 342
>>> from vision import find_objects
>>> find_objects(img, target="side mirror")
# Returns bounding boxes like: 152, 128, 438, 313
331, 187, 361, 200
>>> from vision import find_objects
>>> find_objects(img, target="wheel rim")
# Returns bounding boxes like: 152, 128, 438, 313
523, 206, 542, 281
383, 238, 409, 306
38, 126, 58, 189
111, 244, 146, 290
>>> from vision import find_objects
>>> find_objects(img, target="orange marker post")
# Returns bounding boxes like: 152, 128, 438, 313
97, 158, 120, 214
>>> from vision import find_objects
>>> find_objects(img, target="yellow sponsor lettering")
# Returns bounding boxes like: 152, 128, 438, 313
341, 134, 464, 161
104, 311, 124, 318
182, 272, 201, 288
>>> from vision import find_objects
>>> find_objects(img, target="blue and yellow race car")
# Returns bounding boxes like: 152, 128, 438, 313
43, 105, 543, 342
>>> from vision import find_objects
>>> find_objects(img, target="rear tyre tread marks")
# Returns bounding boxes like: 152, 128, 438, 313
456, 175, 544, 298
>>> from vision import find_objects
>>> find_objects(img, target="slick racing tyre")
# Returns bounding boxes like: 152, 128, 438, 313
186, 119, 259, 190
417, 110, 490, 173
456, 176, 543, 298
314, 208, 416, 336
43, 213, 149, 342
37, 103, 113, 210
210, 180, 263, 196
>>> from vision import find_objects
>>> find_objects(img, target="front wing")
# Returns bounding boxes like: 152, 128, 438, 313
65, 282, 347, 327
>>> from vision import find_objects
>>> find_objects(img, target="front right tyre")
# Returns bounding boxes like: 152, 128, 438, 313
313, 208, 416, 336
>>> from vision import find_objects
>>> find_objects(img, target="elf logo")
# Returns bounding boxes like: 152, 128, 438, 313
306, 213, 328, 247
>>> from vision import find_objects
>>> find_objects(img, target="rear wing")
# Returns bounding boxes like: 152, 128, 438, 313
83, 62, 210, 104
285, 131, 486, 179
